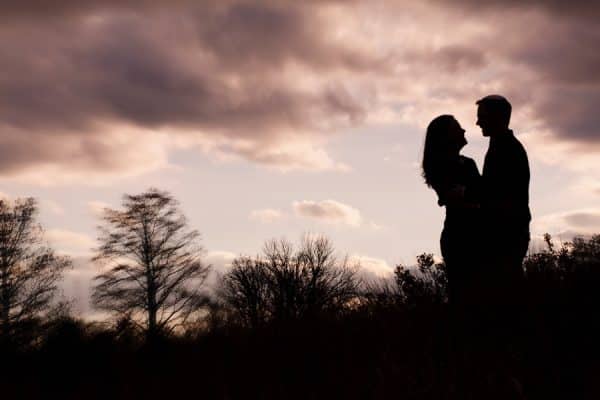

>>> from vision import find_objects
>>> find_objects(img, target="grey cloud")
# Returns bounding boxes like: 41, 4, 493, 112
406, 45, 487, 73
534, 209, 600, 241
60, 255, 95, 318
0, 0, 201, 19
0, 0, 354, 20
196, 3, 381, 73
292, 200, 362, 226
204, 250, 237, 288
423, 0, 600, 147
531, 87, 600, 144
1, 13, 366, 133
513, 25, 600, 85
564, 212, 600, 229
0, 1, 380, 178
428, 0, 600, 20
504, 23, 600, 144
435, 46, 487, 72
3, 0, 599, 179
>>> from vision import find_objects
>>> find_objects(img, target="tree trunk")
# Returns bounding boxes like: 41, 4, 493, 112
0, 268, 10, 339
147, 276, 158, 342
143, 218, 158, 343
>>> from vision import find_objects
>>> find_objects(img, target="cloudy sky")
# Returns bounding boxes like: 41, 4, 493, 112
2, 0, 599, 317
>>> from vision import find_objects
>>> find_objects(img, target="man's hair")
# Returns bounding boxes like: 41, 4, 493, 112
476, 94, 512, 125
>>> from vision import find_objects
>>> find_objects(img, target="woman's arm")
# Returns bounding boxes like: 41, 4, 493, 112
433, 158, 481, 208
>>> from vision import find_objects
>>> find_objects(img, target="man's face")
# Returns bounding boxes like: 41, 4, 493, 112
476, 105, 494, 137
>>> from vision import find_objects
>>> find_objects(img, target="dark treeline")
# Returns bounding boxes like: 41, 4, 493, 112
0, 189, 599, 399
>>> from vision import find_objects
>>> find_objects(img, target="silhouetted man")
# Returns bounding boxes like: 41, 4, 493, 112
476, 95, 531, 303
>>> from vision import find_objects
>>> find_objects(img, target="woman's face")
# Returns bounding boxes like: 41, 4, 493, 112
447, 119, 467, 153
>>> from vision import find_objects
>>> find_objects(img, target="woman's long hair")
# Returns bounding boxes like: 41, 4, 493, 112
422, 115, 456, 187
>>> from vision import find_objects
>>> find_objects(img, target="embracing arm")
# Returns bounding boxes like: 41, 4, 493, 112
434, 157, 481, 208
433, 183, 477, 208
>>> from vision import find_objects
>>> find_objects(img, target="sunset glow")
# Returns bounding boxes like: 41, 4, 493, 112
1, 0, 598, 318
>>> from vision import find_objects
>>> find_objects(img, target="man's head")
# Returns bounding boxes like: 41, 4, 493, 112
476, 94, 512, 137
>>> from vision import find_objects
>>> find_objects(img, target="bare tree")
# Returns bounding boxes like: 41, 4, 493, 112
0, 198, 71, 343
92, 189, 210, 339
218, 235, 359, 328
218, 256, 270, 329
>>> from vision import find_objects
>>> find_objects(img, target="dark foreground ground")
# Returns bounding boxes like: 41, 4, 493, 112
4, 234, 600, 399
1, 302, 599, 400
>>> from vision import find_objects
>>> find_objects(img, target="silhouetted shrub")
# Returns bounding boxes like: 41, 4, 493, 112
395, 253, 447, 305
524, 233, 600, 305
360, 253, 447, 311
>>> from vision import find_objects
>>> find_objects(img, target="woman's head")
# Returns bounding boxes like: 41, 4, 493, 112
422, 115, 467, 186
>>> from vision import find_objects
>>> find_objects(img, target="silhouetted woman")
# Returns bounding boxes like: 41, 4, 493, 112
422, 115, 481, 305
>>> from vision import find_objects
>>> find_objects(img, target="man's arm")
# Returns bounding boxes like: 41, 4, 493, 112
494, 141, 529, 214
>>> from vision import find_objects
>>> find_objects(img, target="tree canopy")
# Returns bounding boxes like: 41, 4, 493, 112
92, 188, 211, 338
0, 197, 71, 344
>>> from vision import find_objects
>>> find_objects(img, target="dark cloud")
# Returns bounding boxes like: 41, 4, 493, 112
385, 0, 594, 150
406, 45, 487, 73
423, 0, 600, 147
0, 1, 380, 178
505, 22, 600, 144
0, 0, 198, 19
196, 3, 381, 73
1, 0, 598, 179
512, 24, 600, 85
531, 87, 600, 144
1, 7, 372, 131
429, 0, 600, 20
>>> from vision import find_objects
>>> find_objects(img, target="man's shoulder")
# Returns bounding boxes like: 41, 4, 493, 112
501, 130, 528, 157
509, 131, 528, 157
483, 131, 529, 176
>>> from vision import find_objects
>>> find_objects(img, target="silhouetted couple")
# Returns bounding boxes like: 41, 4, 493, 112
422, 95, 531, 306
